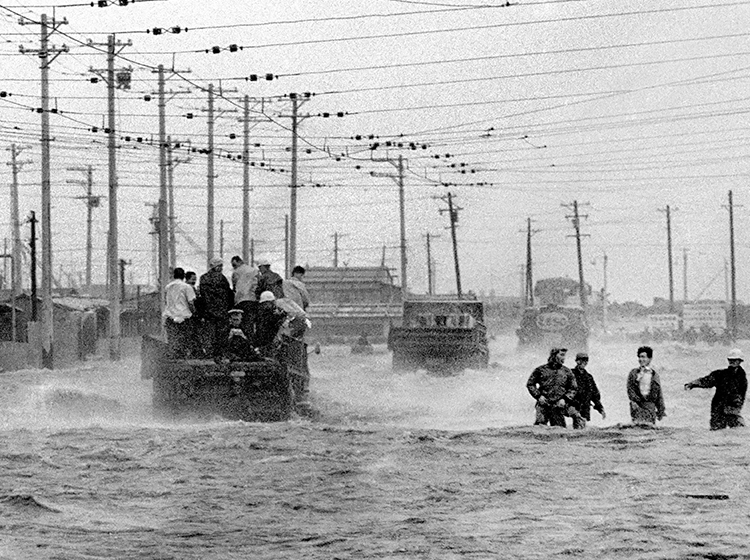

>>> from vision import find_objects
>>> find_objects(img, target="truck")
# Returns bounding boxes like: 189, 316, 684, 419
517, 278, 590, 351
140, 334, 312, 422
387, 298, 489, 373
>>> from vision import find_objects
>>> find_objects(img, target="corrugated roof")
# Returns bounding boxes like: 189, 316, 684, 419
305, 266, 395, 284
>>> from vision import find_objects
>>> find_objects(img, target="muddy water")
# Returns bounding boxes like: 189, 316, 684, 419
0, 338, 747, 559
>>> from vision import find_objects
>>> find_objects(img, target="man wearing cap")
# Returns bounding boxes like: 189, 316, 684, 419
230, 255, 259, 340
526, 348, 578, 428
255, 258, 285, 300
569, 352, 606, 429
254, 291, 287, 354
283, 265, 310, 311
225, 308, 260, 362
684, 348, 748, 430
199, 257, 234, 359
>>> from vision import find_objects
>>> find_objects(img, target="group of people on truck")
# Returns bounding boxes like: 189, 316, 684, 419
527, 346, 747, 431
162, 256, 310, 362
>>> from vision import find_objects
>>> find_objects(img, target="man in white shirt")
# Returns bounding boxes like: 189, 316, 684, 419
283, 265, 310, 311
626, 345, 666, 425
163, 267, 196, 358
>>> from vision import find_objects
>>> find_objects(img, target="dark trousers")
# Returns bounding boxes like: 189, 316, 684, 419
165, 317, 191, 359
204, 317, 229, 359
710, 412, 745, 430
534, 402, 567, 427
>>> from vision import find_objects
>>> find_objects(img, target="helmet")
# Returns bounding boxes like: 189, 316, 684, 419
259, 290, 276, 303
256, 257, 271, 267
727, 348, 744, 361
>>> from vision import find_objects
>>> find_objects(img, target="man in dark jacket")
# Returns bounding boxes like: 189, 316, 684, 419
684, 348, 747, 430
255, 258, 285, 300
570, 352, 606, 429
526, 348, 578, 428
199, 257, 234, 359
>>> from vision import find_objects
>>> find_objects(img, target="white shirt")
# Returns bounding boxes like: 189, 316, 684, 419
163, 279, 196, 323
232, 263, 259, 304
637, 367, 653, 398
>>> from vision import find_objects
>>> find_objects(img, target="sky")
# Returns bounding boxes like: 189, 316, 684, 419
1, 0, 750, 304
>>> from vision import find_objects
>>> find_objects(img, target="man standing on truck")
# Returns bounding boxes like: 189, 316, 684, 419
527, 348, 578, 428
230, 255, 259, 340
199, 257, 234, 360
162, 267, 196, 358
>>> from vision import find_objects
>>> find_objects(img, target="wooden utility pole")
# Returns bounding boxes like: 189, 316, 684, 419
156, 64, 169, 325
242, 95, 250, 263
167, 136, 175, 269
564, 201, 589, 309
8, 145, 30, 294
285, 214, 290, 278
333, 232, 339, 268
119, 258, 131, 302
658, 205, 676, 312
289, 94, 299, 272
66, 165, 99, 291
29, 212, 38, 321
728, 190, 737, 340
206, 83, 215, 263
439, 192, 462, 298
20, 13, 69, 368
523, 218, 540, 307
372, 155, 408, 297
219, 219, 225, 258
424, 232, 437, 296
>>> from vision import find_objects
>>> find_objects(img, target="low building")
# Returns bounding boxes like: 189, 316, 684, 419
303, 266, 403, 342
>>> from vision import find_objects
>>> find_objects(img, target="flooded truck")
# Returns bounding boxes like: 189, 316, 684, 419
140, 334, 311, 422
387, 298, 489, 373
517, 277, 590, 351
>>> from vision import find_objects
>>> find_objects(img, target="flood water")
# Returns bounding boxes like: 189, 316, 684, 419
0, 337, 747, 559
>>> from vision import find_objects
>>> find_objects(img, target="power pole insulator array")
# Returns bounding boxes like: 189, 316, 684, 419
439, 192, 462, 298
563, 200, 590, 309
658, 205, 678, 313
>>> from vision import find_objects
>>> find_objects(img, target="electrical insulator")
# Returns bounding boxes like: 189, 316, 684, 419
211, 46, 221, 54
0, 91, 7, 97
229, 44, 238, 52
124, 135, 131, 141
171, 26, 182, 34
249, 74, 258, 81
337, 112, 344, 117
305, 148, 311, 154
355, 135, 361, 140
265, 74, 273, 81
322, 112, 329, 118
229, 133, 236, 139
118, 0, 128, 5
355, 165, 361, 170
90, 77, 98, 83
143, 94, 151, 101
152, 27, 162, 35
97, 0, 107, 7
35, 108, 42, 113
103, 127, 110, 133
136, 137, 143, 142
397, 143, 403, 148
422, 144, 427, 149
186, 113, 194, 119
91, 126, 98, 132
303, 92, 311, 98
371, 142, 379, 150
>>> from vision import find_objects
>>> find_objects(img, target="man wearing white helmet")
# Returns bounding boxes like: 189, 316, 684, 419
684, 348, 748, 430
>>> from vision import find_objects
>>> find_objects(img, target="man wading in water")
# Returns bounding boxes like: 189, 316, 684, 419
684, 348, 747, 430
626, 345, 666, 426
527, 348, 578, 428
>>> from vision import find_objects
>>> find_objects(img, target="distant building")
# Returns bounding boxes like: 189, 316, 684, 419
303, 266, 403, 342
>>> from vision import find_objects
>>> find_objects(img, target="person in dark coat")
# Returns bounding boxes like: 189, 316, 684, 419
224, 309, 261, 362
626, 345, 666, 425
255, 258, 285, 300
526, 348, 578, 428
254, 290, 287, 356
570, 352, 606, 429
684, 348, 747, 430
199, 257, 234, 360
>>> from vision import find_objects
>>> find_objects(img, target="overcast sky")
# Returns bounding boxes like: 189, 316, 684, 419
1, 0, 750, 304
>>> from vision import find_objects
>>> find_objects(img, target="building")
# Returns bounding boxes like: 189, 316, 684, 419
303, 266, 403, 342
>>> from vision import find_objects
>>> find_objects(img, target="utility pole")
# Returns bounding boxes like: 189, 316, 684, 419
91, 34, 131, 360
371, 154, 408, 297
727, 190, 737, 341
683, 248, 689, 303
219, 219, 225, 258
658, 205, 677, 312
7, 145, 31, 294
206, 83, 215, 263
564, 201, 589, 309
167, 136, 175, 269
250, 238, 255, 267
522, 218, 540, 307
423, 232, 440, 296
28, 212, 38, 321
242, 95, 250, 263
601, 252, 609, 332
333, 232, 339, 268
289, 93, 299, 272
439, 192, 462, 298
20, 13, 68, 368
66, 165, 100, 291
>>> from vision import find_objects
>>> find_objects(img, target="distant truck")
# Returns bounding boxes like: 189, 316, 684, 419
387, 298, 489, 373
517, 278, 590, 351
141, 334, 311, 422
